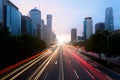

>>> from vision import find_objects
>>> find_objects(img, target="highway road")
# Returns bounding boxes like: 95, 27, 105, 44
0, 44, 120, 80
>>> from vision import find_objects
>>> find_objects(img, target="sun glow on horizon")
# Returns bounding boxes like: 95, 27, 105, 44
57, 36, 66, 44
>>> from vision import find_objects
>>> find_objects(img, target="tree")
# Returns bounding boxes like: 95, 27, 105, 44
85, 32, 106, 60
15, 34, 46, 60
0, 24, 47, 70
107, 33, 120, 57
0, 25, 16, 69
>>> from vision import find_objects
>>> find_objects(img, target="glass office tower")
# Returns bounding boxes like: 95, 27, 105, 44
6, 1, 21, 35
105, 7, 114, 32
0, 0, 3, 24
29, 8, 41, 38
0, 0, 21, 35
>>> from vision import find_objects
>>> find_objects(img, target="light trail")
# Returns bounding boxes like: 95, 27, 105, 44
33, 47, 59, 80
73, 69, 79, 79
65, 45, 110, 80
1, 50, 50, 80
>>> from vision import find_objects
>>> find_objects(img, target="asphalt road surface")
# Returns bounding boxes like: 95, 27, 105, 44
0, 44, 120, 80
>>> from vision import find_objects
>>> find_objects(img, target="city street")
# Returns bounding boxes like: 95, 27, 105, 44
1, 0, 120, 80
0, 44, 120, 80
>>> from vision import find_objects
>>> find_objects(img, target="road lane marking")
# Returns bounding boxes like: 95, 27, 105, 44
1, 51, 49, 80
33, 48, 59, 80
84, 68, 95, 80
106, 75, 112, 80
59, 47, 64, 80
73, 69, 79, 79
55, 61, 57, 64
28, 53, 54, 80
44, 73, 48, 80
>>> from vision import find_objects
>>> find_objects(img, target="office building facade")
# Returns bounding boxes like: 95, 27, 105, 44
41, 19, 44, 40
21, 16, 32, 35
51, 32, 56, 44
95, 22, 105, 33
0, 0, 3, 24
0, 0, 21, 35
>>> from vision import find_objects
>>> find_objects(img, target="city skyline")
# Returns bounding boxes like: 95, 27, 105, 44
10, 0, 120, 42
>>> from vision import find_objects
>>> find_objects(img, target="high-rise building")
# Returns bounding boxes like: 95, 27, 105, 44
78, 36, 83, 42
0, 0, 3, 24
47, 14, 52, 45
51, 32, 56, 44
0, 0, 21, 35
29, 8, 41, 38
83, 21, 87, 40
47, 14, 52, 30
95, 22, 105, 33
41, 19, 44, 40
105, 7, 114, 32
83, 17, 93, 40
43, 24, 51, 46
71, 28, 77, 43
21, 16, 32, 35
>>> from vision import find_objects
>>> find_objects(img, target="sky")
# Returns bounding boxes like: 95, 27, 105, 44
11, 0, 120, 42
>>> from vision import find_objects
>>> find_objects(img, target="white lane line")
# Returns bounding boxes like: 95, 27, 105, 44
59, 48, 64, 80
61, 53, 64, 80
84, 68, 95, 80
106, 75, 112, 80
44, 73, 48, 80
55, 61, 57, 64
73, 69, 79, 79
33, 48, 59, 80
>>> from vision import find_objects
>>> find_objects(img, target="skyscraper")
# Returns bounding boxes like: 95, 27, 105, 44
41, 19, 44, 40
0, 0, 3, 24
0, 0, 21, 35
47, 14, 52, 30
83, 17, 93, 40
29, 8, 41, 38
21, 16, 32, 35
71, 28, 77, 43
47, 14, 52, 45
105, 7, 114, 32
51, 32, 56, 44
95, 22, 105, 33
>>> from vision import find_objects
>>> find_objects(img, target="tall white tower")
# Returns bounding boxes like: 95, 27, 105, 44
84, 17, 93, 39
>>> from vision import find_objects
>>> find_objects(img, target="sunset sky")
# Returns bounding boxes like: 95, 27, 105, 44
11, 0, 120, 42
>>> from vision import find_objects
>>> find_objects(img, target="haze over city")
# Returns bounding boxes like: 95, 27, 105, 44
10, 0, 120, 42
